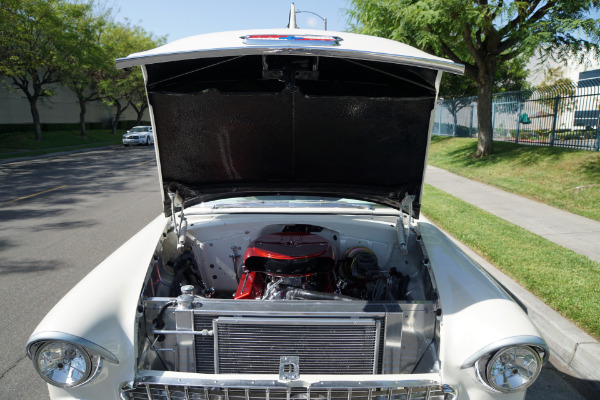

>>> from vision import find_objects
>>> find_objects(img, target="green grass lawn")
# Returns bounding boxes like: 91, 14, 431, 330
422, 184, 600, 340
428, 136, 600, 221
0, 129, 124, 159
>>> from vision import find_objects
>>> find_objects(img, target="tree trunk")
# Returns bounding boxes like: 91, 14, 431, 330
452, 110, 458, 136
135, 103, 148, 125
78, 98, 87, 137
29, 96, 43, 142
111, 101, 129, 135
476, 75, 494, 157
130, 100, 148, 126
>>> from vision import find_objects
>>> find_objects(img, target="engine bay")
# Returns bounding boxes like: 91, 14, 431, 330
142, 215, 434, 302
137, 211, 439, 375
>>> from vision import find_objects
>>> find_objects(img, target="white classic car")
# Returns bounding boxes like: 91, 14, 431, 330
123, 126, 154, 146
26, 12, 548, 400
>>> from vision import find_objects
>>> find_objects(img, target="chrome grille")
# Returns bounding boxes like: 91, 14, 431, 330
213, 317, 379, 374
122, 384, 453, 400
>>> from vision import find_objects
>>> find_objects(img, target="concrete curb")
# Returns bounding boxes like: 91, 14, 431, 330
438, 225, 600, 384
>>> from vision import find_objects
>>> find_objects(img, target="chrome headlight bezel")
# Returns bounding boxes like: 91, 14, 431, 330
475, 345, 544, 393
31, 340, 103, 388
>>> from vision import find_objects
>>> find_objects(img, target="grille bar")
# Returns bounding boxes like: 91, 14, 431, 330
122, 384, 456, 400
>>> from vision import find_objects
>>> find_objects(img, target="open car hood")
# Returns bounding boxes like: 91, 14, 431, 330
117, 29, 463, 217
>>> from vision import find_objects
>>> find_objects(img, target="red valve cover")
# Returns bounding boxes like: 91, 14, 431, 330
244, 232, 336, 275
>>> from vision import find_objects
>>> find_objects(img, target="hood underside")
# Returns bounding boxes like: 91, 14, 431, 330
118, 30, 463, 217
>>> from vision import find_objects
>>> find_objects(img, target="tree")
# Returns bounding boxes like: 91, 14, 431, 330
128, 71, 150, 126
62, 6, 110, 137
98, 22, 163, 135
536, 66, 576, 113
439, 55, 532, 136
0, 0, 94, 141
348, 1, 600, 156
439, 74, 477, 136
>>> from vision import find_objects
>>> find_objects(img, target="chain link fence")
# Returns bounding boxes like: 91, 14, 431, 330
433, 79, 600, 151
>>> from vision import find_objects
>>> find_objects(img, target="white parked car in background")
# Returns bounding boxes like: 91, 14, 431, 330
26, 9, 547, 400
123, 125, 154, 146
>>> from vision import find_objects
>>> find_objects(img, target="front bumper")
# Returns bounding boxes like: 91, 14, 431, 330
123, 139, 146, 145
120, 373, 457, 400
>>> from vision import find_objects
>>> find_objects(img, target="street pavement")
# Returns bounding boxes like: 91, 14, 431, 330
0, 146, 162, 399
425, 165, 600, 392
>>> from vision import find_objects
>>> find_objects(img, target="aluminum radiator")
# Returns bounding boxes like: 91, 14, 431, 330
195, 316, 382, 374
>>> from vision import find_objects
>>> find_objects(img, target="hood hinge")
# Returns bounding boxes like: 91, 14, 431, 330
168, 189, 188, 253
397, 193, 415, 254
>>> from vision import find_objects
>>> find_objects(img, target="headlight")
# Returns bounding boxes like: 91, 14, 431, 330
34, 341, 96, 388
476, 345, 543, 393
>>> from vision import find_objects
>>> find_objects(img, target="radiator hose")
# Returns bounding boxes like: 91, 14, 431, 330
285, 288, 355, 301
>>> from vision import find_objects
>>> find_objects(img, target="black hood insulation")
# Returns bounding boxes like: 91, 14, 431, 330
146, 55, 438, 216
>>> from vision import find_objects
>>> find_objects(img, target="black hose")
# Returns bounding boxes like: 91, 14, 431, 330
152, 300, 177, 341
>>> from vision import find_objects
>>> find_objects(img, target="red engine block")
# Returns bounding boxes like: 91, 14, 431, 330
234, 232, 336, 300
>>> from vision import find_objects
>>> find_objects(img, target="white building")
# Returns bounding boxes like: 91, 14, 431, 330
0, 78, 145, 128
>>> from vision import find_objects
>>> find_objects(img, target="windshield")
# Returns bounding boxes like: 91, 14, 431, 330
193, 196, 396, 211
130, 127, 150, 132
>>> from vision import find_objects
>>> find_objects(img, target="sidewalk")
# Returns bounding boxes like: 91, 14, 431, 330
426, 166, 600, 263
425, 165, 600, 385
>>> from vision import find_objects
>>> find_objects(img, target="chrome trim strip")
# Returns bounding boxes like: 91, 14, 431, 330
460, 335, 549, 368
134, 373, 441, 388
26, 331, 119, 364
116, 46, 465, 75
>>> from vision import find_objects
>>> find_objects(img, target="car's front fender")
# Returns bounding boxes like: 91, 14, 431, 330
418, 221, 547, 399
27, 215, 168, 399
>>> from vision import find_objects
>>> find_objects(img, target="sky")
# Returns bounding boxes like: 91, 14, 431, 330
106, 0, 598, 79
107, 1, 350, 43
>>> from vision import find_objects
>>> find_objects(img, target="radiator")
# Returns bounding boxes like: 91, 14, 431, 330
194, 316, 383, 374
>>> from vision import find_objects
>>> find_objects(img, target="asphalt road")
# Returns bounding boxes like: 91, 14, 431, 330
0, 146, 596, 399
0, 145, 162, 399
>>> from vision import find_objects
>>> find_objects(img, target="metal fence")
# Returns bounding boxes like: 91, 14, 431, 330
433, 79, 600, 151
